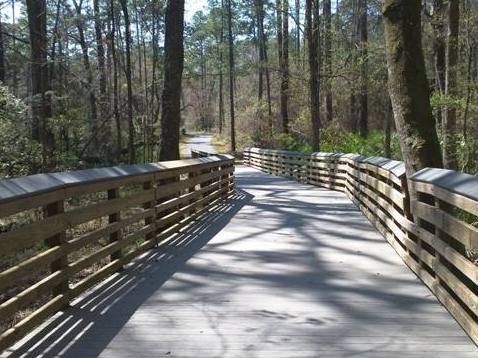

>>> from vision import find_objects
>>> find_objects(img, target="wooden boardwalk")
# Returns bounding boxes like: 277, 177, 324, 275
4, 166, 477, 357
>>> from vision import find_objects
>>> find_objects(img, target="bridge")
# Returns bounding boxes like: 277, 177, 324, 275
0, 147, 478, 357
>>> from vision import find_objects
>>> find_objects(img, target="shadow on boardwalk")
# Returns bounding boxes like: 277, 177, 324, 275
4, 190, 252, 358
4, 166, 477, 357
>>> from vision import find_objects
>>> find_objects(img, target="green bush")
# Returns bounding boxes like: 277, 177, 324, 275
0, 85, 42, 177
320, 128, 402, 160
265, 128, 401, 160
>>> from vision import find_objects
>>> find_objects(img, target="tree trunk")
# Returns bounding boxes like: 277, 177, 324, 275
255, 0, 272, 132
219, 0, 225, 135
0, 18, 5, 83
295, 0, 300, 55
383, 0, 443, 179
94, 0, 109, 156
119, 0, 135, 164
48, 0, 63, 90
306, 0, 320, 151
442, 0, 459, 170
277, 0, 289, 133
26, 0, 54, 170
159, 0, 185, 161
73, 0, 99, 154
431, 0, 446, 94
110, 0, 122, 159
227, 0, 236, 152
357, 0, 368, 137
384, 97, 392, 158
256, 0, 264, 101
323, 0, 332, 122
11, 0, 18, 95
431, 0, 446, 133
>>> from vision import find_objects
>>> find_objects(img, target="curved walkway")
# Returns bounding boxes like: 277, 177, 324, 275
4, 166, 477, 357
183, 133, 216, 158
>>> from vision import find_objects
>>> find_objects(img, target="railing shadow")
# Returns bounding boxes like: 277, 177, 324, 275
4, 190, 253, 358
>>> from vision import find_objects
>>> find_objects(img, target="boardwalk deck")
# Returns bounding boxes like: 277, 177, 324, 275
3, 166, 477, 357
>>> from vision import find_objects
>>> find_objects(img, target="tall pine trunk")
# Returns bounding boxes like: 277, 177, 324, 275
110, 0, 122, 159
159, 0, 185, 160
277, 0, 290, 133
120, 0, 135, 163
94, 0, 109, 157
227, 0, 236, 152
0, 18, 5, 83
442, 0, 459, 169
357, 0, 368, 137
73, 0, 99, 155
306, 0, 320, 151
295, 0, 300, 56
218, 0, 225, 135
383, 0, 442, 179
26, 0, 54, 170
323, 0, 333, 122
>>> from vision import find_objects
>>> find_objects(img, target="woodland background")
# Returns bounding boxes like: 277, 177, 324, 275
0, 0, 476, 177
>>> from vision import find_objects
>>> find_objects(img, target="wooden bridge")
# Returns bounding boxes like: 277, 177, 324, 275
1, 148, 478, 357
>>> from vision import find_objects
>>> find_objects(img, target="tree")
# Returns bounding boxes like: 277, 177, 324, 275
306, 0, 320, 151
159, 0, 185, 161
383, 0, 442, 178
277, 0, 290, 133
0, 17, 5, 83
442, 0, 459, 169
93, 0, 109, 154
26, 0, 54, 169
323, 0, 332, 122
431, 0, 446, 97
227, 0, 236, 152
72, 0, 99, 156
109, 0, 122, 159
357, 0, 368, 137
255, 0, 272, 127
295, 0, 300, 55
219, 0, 225, 134
119, 0, 135, 163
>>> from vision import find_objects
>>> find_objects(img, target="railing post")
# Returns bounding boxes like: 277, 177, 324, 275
188, 169, 199, 215
44, 200, 69, 303
107, 188, 123, 266
143, 179, 155, 245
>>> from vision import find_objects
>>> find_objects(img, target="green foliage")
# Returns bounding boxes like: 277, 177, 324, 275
320, 128, 402, 159
456, 135, 478, 175
0, 85, 42, 177
257, 126, 402, 160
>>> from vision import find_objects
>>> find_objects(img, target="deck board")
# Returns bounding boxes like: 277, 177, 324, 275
3, 166, 477, 357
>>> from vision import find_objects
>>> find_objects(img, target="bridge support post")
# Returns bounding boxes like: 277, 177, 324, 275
44, 200, 70, 305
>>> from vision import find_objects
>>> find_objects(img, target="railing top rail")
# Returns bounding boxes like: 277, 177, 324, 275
362, 156, 406, 178
0, 155, 234, 205
246, 147, 406, 178
310, 152, 345, 159
410, 167, 478, 202
244, 147, 305, 157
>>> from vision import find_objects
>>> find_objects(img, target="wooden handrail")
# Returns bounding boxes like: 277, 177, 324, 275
244, 147, 478, 345
190, 149, 211, 158
0, 155, 235, 352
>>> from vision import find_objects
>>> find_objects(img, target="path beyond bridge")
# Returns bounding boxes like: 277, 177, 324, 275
4, 166, 477, 357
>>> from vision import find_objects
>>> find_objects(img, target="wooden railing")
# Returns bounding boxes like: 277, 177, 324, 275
191, 149, 212, 158
244, 147, 478, 345
0, 155, 234, 351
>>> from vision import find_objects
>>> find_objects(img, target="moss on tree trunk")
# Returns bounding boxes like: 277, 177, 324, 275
383, 0, 443, 179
